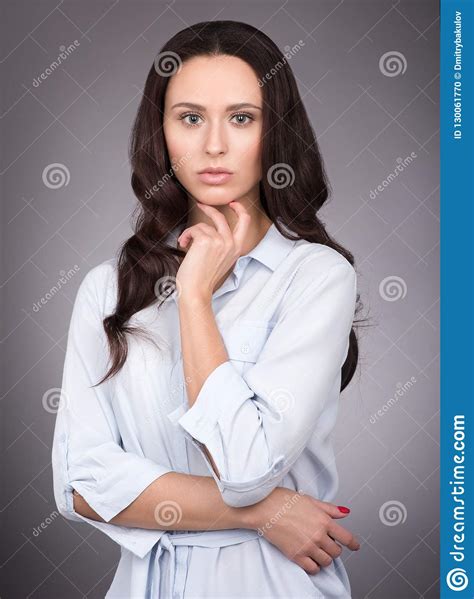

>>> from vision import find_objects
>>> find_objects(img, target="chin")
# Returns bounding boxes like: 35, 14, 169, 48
191, 190, 239, 204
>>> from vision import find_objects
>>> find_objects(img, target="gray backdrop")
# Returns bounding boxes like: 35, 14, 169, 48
0, 1, 439, 597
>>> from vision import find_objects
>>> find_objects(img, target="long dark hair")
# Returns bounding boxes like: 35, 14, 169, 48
95, 20, 364, 391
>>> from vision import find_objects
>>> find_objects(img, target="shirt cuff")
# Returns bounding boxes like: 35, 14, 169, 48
178, 361, 252, 434
58, 436, 174, 558
63, 483, 167, 559
169, 361, 287, 507
67, 450, 172, 522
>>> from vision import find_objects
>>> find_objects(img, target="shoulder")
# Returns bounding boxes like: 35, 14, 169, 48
291, 239, 356, 288
275, 241, 357, 320
82, 257, 117, 287
76, 257, 118, 315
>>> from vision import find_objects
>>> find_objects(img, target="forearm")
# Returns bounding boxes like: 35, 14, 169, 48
177, 294, 230, 480
178, 292, 227, 409
73, 471, 257, 531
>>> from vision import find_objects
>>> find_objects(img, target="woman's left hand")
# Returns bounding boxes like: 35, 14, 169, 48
175, 201, 251, 301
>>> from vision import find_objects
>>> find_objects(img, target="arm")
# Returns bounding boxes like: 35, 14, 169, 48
176, 260, 357, 508
51, 263, 248, 560
72, 471, 256, 531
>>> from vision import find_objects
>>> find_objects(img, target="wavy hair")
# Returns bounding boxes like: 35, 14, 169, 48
95, 19, 365, 391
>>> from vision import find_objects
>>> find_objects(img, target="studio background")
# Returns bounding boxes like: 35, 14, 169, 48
1, 1, 439, 597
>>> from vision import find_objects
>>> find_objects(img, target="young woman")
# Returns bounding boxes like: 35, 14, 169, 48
52, 19, 362, 599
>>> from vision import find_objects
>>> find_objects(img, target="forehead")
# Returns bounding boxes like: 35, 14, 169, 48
164, 55, 262, 108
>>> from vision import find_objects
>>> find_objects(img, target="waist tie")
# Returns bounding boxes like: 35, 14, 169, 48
148, 528, 260, 599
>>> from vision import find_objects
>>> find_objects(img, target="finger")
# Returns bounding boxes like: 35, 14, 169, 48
195, 202, 233, 242
315, 501, 351, 519
192, 222, 220, 236
298, 556, 320, 575
178, 223, 217, 248
306, 546, 333, 569
320, 536, 343, 559
327, 521, 360, 551
227, 201, 251, 251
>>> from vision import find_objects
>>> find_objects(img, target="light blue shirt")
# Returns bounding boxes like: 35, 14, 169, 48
51, 221, 357, 598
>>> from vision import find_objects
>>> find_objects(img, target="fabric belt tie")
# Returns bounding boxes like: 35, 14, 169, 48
148, 528, 260, 599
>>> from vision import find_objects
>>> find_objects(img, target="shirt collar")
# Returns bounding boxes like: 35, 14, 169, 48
165, 220, 297, 273
242, 221, 297, 271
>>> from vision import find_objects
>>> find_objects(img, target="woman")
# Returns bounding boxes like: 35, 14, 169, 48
52, 19, 362, 599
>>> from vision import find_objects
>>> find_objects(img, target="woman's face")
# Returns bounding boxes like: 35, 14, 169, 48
163, 55, 263, 207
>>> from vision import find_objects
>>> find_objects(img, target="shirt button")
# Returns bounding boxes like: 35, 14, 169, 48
241, 343, 250, 354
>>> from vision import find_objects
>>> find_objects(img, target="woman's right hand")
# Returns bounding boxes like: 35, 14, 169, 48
248, 486, 360, 574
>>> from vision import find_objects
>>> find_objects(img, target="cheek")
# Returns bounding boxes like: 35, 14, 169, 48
166, 126, 192, 162
164, 124, 199, 181
237, 135, 262, 177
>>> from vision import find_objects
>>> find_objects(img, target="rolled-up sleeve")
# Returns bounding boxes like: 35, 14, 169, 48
174, 261, 357, 507
51, 266, 174, 559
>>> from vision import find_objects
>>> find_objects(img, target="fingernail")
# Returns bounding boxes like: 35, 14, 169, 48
338, 506, 350, 514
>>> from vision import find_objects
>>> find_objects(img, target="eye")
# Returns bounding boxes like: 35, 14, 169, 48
179, 113, 203, 128
231, 112, 254, 127
178, 112, 255, 128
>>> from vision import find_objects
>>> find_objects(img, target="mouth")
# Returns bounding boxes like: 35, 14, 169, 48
197, 169, 234, 185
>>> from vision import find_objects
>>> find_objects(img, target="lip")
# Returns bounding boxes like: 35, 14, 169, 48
197, 171, 233, 185
198, 167, 233, 174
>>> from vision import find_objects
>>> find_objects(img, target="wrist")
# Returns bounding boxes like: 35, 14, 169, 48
233, 504, 262, 531
178, 289, 212, 306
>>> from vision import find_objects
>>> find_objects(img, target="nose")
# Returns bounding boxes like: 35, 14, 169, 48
204, 120, 227, 156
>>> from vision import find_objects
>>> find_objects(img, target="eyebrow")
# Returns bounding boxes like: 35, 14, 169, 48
171, 102, 262, 111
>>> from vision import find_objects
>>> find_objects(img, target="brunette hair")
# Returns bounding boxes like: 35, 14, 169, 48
96, 19, 364, 391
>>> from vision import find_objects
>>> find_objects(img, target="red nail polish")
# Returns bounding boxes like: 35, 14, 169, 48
338, 506, 350, 514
